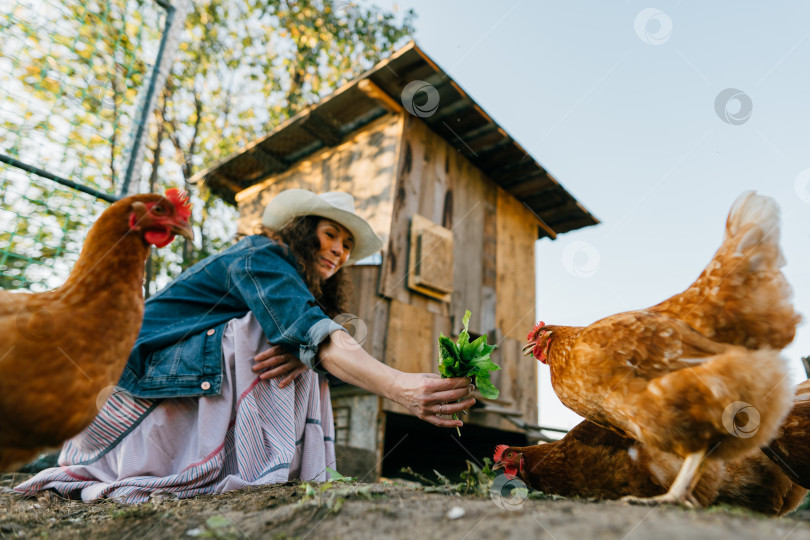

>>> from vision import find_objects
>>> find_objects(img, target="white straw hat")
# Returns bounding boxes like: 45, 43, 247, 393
262, 189, 383, 265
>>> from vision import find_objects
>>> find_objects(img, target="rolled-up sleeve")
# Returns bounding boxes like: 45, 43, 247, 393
300, 318, 346, 371
228, 242, 346, 372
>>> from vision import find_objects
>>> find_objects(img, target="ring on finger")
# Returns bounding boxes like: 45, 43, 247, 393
439, 403, 444, 415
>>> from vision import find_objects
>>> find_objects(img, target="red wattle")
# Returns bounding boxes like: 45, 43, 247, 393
145, 229, 174, 248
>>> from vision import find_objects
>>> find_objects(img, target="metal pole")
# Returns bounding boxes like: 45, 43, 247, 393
119, 0, 189, 196
0, 153, 118, 203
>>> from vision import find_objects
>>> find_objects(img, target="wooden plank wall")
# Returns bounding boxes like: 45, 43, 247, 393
380, 116, 539, 428
343, 265, 388, 360
234, 114, 403, 245
379, 115, 497, 330
494, 188, 539, 425
495, 188, 538, 343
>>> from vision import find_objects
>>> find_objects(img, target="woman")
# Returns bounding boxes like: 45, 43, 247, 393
15, 189, 474, 503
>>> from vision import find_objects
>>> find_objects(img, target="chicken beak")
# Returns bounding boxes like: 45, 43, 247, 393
492, 461, 504, 471
171, 221, 195, 242
522, 342, 535, 356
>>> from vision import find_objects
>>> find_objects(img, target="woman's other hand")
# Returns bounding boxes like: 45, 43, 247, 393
388, 373, 476, 428
253, 343, 308, 388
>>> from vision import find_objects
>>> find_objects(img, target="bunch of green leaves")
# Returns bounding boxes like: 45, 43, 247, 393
438, 310, 500, 399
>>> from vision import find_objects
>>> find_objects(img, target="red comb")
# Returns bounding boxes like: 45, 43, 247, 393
527, 321, 546, 342
165, 188, 192, 220
493, 444, 510, 462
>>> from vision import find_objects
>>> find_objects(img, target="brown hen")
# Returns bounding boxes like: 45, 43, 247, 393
494, 417, 807, 515
524, 191, 800, 504
762, 378, 810, 489
0, 189, 193, 470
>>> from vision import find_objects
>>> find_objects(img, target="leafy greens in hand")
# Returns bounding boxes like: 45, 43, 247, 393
438, 310, 500, 434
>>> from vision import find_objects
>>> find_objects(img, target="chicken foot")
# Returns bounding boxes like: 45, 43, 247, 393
622, 449, 707, 506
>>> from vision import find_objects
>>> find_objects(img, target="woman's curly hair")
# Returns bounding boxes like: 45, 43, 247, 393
259, 215, 350, 318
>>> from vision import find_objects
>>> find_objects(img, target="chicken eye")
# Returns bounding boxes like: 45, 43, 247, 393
153, 205, 165, 214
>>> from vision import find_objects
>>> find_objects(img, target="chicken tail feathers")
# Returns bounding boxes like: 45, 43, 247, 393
726, 190, 781, 248
629, 347, 792, 461
653, 191, 800, 350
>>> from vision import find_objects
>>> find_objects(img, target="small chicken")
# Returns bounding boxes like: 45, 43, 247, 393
0, 189, 193, 470
493, 419, 807, 516
524, 191, 800, 504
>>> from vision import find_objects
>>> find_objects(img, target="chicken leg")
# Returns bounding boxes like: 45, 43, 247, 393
622, 449, 706, 506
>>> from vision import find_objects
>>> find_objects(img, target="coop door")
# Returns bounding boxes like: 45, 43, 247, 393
408, 214, 453, 301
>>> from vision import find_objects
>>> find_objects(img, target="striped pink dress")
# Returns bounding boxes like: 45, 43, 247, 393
14, 313, 336, 503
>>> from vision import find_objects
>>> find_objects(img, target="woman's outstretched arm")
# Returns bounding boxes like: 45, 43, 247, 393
317, 331, 476, 428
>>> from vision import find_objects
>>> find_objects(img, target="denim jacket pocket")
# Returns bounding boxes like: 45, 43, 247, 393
137, 324, 226, 396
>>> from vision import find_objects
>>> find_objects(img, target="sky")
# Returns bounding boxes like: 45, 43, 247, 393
376, 0, 810, 431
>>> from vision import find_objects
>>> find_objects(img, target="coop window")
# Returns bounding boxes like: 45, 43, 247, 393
333, 405, 351, 446
407, 214, 453, 301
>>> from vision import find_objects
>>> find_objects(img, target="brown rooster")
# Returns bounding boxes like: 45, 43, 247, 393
524, 191, 800, 504
0, 189, 193, 470
493, 417, 807, 515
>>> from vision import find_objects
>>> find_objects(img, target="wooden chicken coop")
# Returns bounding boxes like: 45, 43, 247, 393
193, 42, 598, 479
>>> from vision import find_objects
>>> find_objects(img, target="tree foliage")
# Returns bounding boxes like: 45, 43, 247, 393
0, 0, 161, 290
0, 0, 414, 292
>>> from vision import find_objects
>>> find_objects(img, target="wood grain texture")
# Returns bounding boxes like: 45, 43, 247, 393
495, 186, 539, 342
343, 265, 389, 360
407, 214, 453, 301
235, 114, 402, 245
381, 299, 438, 415
380, 116, 499, 325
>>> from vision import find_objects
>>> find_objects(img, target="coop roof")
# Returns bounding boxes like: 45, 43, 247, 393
194, 42, 598, 237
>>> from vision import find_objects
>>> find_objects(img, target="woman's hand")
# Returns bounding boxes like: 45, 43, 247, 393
317, 331, 475, 429
252, 343, 308, 388
387, 372, 476, 428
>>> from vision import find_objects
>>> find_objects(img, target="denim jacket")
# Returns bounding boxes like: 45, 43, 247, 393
118, 235, 345, 398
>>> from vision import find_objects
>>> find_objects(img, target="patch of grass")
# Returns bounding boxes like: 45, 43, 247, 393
295, 479, 387, 518
527, 491, 568, 502
400, 458, 498, 497
703, 503, 769, 519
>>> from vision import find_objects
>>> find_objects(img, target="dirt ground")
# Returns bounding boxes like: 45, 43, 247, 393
4, 473, 810, 540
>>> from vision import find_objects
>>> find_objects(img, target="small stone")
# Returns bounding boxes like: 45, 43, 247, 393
446, 506, 465, 520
